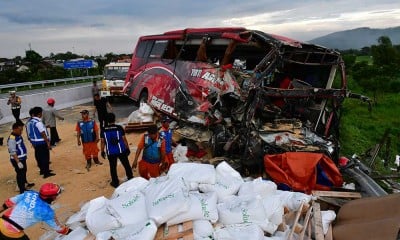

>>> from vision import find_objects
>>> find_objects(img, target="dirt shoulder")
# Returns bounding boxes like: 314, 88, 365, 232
0, 105, 143, 239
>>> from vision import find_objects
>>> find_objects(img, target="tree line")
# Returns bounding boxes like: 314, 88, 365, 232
0, 51, 131, 85
341, 36, 400, 102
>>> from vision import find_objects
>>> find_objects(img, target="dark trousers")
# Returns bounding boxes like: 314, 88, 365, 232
98, 113, 108, 130
108, 153, 133, 185
12, 108, 22, 124
11, 160, 27, 193
34, 144, 50, 175
49, 127, 60, 145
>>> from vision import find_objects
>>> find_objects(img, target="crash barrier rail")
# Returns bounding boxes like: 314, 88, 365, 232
0, 75, 102, 93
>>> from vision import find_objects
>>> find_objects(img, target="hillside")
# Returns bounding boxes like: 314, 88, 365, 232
309, 26, 400, 50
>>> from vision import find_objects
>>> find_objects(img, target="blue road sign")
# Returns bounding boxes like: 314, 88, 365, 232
63, 60, 94, 69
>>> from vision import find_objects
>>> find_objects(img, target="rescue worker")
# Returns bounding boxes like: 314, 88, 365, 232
93, 93, 112, 130
132, 125, 166, 180
76, 109, 103, 171
7, 91, 22, 125
159, 115, 176, 171
42, 98, 64, 147
100, 113, 133, 188
7, 122, 35, 194
0, 183, 72, 239
27, 107, 55, 178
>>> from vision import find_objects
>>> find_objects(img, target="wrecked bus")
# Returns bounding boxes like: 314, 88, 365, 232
123, 27, 367, 180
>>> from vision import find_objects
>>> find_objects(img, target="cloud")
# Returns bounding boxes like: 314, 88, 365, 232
0, 0, 399, 58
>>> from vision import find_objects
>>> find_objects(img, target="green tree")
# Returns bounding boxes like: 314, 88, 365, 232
371, 36, 398, 68
342, 54, 357, 72
25, 50, 42, 64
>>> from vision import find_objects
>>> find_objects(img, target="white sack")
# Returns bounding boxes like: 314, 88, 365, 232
85, 196, 121, 235
214, 223, 264, 240
238, 177, 277, 198
199, 161, 244, 201
168, 162, 216, 186
274, 190, 312, 211
217, 195, 268, 231
111, 177, 149, 199
107, 191, 148, 226
139, 102, 154, 115
321, 210, 336, 235
167, 191, 219, 226
193, 220, 215, 240
261, 194, 285, 234
127, 110, 141, 123
66, 201, 90, 225
173, 144, 189, 163
96, 219, 157, 240
140, 115, 153, 122
144, 176, 190, 225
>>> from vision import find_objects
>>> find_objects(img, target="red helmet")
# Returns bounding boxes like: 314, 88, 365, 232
39, 183, 61, 200
47, 98, 55, 105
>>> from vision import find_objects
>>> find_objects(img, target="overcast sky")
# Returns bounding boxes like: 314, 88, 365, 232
1, 0, 399, 58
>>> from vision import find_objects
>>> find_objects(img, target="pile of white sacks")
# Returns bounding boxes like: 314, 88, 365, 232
51, 161, 336, 240
127, 103, 154, 123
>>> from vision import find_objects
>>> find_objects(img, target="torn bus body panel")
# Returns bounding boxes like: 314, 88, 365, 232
124, 27, 370, 176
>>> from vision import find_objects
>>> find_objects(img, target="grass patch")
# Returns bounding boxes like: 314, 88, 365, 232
340, 93, 400, 172
355, 55, 373, 65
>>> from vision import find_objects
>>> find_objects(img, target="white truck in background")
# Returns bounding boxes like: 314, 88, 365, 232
100, 62, 130, 99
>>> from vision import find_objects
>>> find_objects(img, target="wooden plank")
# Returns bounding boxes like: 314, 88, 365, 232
125, 121, 156, 132
312, 190, 362, 199
299, 205, 313, 240
288, 202, 304, 240
317, 196, 351, 208
324, 224, 333, 240
312, 201, 324, 240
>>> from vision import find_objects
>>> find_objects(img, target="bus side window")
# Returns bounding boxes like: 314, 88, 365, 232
162, 40, 178, 59
149, 40, 168, 59
135, 40, 153, 58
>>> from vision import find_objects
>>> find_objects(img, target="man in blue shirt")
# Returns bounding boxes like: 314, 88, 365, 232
7, 122, 34, 193
100, 112, 133, 188
26, 107, 55, 178
0, 183, 71, 239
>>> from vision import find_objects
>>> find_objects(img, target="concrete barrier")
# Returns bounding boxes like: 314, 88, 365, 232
0, 84, 92, 125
